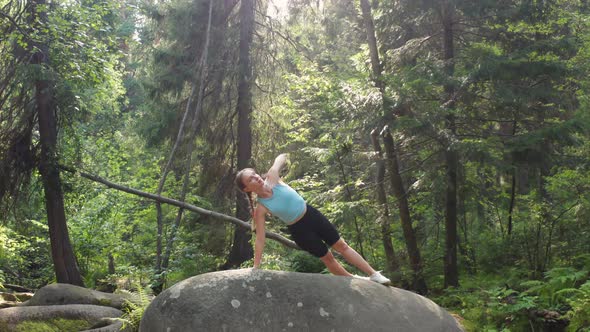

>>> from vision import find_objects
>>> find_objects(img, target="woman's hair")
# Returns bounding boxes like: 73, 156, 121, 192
234, 168, 253, 192
235, 168, 256, 229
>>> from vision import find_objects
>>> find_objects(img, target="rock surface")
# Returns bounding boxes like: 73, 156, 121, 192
0, 304, 122, 331
140, 269, 463, 332
23, 283, 133, 309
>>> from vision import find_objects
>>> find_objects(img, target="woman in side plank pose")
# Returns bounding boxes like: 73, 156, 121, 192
235, 153, 391, 285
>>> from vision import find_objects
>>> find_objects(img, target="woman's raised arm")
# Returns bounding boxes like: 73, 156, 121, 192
265, 153, 288, 187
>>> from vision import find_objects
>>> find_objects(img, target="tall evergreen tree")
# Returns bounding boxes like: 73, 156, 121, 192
224, 0, 255, 269
439, 0, 459, 288
360, 0, 428, 294
31, 0, 84, 286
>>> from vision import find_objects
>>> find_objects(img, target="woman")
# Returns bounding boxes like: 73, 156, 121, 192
235, 153, 391, 285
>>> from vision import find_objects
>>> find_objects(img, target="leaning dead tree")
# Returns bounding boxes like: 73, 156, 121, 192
59, 165, 298, 250
151, 0, 214, 293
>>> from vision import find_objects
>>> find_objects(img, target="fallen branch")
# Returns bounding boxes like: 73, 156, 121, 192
59, 165, 299, 249
1, 284, 33, 293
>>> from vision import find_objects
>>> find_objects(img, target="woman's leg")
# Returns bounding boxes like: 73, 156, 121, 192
331, 239, 376, 276
319, 251, 353, 277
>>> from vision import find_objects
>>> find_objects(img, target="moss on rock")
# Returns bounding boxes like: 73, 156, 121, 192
15, 318, 92, 332
98, 298, 112, 306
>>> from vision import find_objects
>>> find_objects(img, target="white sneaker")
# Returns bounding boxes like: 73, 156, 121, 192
352, 274, 370, 281
369, 271, 391, 286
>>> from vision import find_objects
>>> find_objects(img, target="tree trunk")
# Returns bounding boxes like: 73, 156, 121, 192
441, 0, 459, 288
359, 0, 383, 93
108, 254, 115, 275
334, 148, 365, 258
360, 0, 425, 293
155, 0, 215, 294
507, 120, 518, 236
370, 129, 399, 280
154, 84, 196, 276
32, 0, 83, 286
224, 0, 255, 269
477, 157, 487, 226
458, 164, 476, 274
508, 168, 517, 236
381, 127, 428, 294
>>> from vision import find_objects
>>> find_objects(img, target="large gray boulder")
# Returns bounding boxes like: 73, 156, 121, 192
140, 269, 463, 332
23, 283, 133, 309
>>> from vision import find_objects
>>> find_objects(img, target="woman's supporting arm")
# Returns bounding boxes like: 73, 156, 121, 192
253, 206, 268, 268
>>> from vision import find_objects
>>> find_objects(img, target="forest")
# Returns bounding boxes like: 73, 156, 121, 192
1, 0, 590, 331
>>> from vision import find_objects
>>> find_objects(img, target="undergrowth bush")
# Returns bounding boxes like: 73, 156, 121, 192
289, 251, 326, 273
434, 265, 590, 332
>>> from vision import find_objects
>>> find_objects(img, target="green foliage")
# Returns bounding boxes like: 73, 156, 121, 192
433, 271, 532, 331
0, 223, 53, 288
165, 245, 224, 287
289, 251, 326, 274
239, 239, 292, 272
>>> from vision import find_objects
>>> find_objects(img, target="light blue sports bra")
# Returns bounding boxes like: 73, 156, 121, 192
257, 182, 306, 224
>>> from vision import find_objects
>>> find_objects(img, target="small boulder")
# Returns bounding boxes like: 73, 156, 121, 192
23, 283, 133, 309
140, 269, 463, 332
0, 304, 122, 331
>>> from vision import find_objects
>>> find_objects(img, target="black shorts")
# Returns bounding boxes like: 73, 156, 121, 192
287, 204, 341, 258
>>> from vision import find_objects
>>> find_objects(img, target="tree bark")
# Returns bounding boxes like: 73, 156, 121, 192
441, 0, 459, 288
32, 0, 83, 286
381, 127, 428, 294
224, 0, 255, 269
370, 129, 399, 279
359, 0, 383, 93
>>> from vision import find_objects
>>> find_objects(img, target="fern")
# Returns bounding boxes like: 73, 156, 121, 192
521, 267, 589, 309
488, 287, 537, 315
565, 281, 590, 332
520, 280, 544, 289
571, 254, 590, 271
117, 282, 153, 332
544, 267, 587, 287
